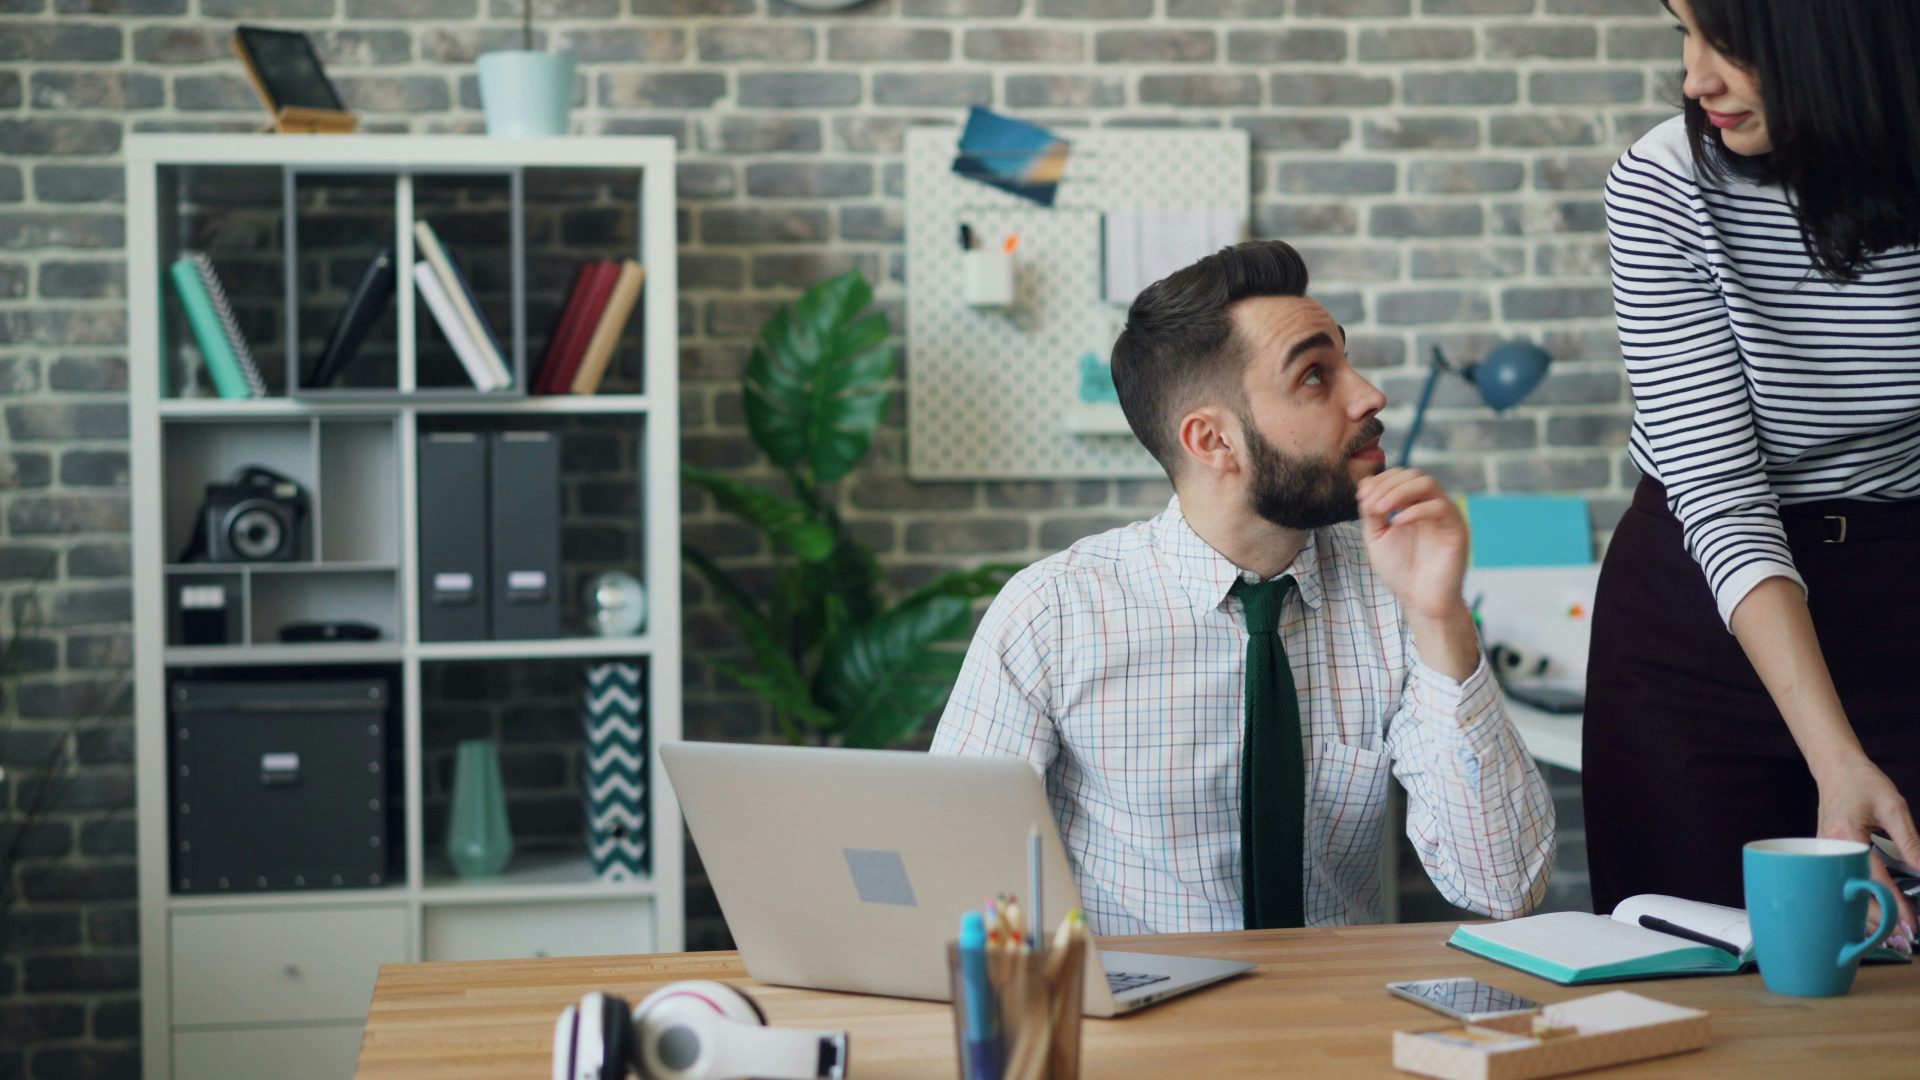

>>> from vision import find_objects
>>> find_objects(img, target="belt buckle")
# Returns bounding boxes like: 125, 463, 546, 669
1824, 515, 1847, 544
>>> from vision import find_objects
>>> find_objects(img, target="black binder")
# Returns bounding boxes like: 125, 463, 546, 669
418, 432, 489, 641
489, 431, 562, 639
306, 246, 395, 389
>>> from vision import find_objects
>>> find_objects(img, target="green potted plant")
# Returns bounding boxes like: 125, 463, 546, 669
684, 272, 1017, 749
475, 1, 575, 137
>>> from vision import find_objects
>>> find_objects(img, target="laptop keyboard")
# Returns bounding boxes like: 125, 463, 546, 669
1106, 971, 1172, 995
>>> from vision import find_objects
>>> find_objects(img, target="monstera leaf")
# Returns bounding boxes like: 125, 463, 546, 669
743, 271, 894, 485
814, 595, 975, 750
682, 465, 834, 562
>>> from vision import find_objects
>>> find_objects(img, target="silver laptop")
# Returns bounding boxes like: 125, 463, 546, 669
660, 742, 1252, 1017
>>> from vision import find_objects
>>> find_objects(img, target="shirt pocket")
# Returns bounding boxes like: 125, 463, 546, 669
1308, 740, 1392, 914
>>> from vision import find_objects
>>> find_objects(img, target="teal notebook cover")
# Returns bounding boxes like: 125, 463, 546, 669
1466, 494, 1594, 568
168, 257, 248, 400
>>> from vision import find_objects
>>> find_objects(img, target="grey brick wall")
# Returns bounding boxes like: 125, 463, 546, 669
0, 0, 1672, 1071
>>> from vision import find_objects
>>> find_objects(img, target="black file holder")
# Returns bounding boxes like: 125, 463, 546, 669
489, 430, 562, 639
418, 432, 490, 641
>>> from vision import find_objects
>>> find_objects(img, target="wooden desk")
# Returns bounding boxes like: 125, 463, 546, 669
357, 922, 1913, 1078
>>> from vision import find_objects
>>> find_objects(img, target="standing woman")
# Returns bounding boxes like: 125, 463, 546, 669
1584, 0, 1920, 944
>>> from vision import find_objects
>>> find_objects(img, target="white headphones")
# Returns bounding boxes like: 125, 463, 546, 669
552, 980, 850, 1080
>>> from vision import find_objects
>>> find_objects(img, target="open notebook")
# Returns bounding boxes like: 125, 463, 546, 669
1450, 896, 1910, 985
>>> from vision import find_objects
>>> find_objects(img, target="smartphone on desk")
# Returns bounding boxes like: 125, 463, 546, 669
1386, 977, 1538, 1022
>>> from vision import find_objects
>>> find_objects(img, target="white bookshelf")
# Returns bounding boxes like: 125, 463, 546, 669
125, 135, 683, 1080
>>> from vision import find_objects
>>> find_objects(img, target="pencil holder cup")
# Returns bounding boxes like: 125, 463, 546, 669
946, 942, 1084, 1080
962, 250, 1016, 308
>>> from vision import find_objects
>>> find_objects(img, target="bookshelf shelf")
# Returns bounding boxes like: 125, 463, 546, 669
127, 135, 682, 1080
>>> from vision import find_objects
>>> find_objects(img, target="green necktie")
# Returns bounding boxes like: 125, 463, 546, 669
1232, 575, 1304, 930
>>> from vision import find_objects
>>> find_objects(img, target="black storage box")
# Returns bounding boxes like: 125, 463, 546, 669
170, 678, 391, 892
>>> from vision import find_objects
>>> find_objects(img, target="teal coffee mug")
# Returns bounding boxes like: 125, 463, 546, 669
1743, 838, 1897, 997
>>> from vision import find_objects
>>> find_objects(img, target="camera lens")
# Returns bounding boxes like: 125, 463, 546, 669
227, 506, 287, 560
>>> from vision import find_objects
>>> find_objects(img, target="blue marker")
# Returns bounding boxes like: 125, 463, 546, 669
958, 910, 1000, 1080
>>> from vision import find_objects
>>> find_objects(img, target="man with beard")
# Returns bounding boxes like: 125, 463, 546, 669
931, 240, 1554, 935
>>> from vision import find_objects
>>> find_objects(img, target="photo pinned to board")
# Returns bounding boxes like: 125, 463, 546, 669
1064, 310, 1133, 436
952, 107, 1072, 208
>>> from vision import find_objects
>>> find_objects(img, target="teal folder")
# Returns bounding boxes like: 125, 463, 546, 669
1465, 494, 1593, 568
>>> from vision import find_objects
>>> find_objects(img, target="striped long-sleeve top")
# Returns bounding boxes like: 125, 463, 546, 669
1606, 116, 1920, 627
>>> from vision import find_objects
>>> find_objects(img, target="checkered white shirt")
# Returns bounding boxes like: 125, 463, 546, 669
931, 497, 1554, 935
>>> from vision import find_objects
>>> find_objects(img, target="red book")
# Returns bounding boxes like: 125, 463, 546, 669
531, 262, 593, 394
540, 260, 620, 395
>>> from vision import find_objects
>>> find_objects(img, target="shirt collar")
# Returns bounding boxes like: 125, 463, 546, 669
1155, 495, 1326, 617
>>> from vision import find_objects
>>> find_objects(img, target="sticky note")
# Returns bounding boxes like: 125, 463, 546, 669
1466, 494, 1594, 567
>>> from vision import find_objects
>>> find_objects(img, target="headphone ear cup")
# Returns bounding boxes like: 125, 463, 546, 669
635, 980, 766, 1028
602, 994, 635, 1079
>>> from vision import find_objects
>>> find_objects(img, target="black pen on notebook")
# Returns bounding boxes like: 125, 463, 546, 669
1638, 915, 1742, 957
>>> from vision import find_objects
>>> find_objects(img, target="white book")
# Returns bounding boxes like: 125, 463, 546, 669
413, 260, 503, 391
412, 219, 512, 389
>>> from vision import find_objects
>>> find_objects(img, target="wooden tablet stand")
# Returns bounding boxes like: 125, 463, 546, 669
266, 106, 357, 135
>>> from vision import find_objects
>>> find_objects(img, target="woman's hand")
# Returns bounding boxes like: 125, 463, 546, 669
1815, 754, 1920, 952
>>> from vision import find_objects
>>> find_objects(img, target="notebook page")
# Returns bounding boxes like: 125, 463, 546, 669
1610, 896, 1752, 954
1462, 911, 1703, 971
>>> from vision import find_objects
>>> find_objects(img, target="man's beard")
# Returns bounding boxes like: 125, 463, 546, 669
1241, 415, 1386, 531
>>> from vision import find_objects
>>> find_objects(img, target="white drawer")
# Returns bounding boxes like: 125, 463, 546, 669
423, 897, 654, 962
171, 906, 410, 1026
173, 1023, 364, 1080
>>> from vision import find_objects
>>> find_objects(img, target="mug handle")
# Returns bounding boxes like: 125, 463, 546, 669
1836, 878, 1899, 969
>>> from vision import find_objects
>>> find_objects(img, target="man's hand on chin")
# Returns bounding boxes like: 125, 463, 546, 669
1356, 469, 1480, 682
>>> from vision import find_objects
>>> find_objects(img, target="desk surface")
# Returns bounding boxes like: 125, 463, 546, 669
357, 921, 1912, 1078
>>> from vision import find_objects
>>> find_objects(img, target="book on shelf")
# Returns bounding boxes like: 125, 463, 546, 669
169, 252, 267, 400
1448, 894, 1909, 985
413, 260, 507, 392
535, 259, 619, 395
412, 219, 512, 390
532, 261, 599, 394
305, 245, 396, 390
569, 259, 645, 395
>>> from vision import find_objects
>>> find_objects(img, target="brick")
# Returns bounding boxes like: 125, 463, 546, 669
59, 0, 184, 10
677, 162, 735, 200
680, 254, 745, 291
632, 0, 750, 10
1496, 455, 1611, 490
905, 518, 1028, 554
348, 0, 471, 12
1358, 28, 1473, 62
0, 356, 37, 393
702, 298, 788, 340
851, 474, 976, 511
1505, 286, 1612, 319
1402, 71, 1516, 106
0, 212, 124, 250
93, 999, 140, 1040
1490, 114, 1601, 147
1226, 28, 1345, 64
339, 75, 454, 112
1292, 245, 1400, 282
1142, 75, 1260, 107
744, 163, 875, 198
48, 355, 126, 392
1363, 117, 1478, 150
1493, 200, 1605, 235
132, 26, 230, 63
969, 29, 1086, 63
1377, 289, 1492, 325
1007, 75, 1124, 109
0, 545, 58, 579
21, 859, 138, 904
0, 118, 119, 155
839, 204, 904, 243
878, 72, 993, 107
0, 264, 20, 301
314, 28, 414, 65
698, 116, 821, 155
5, 402, 128, 441
1416, 416, 1537, 452
832, 117, 914, 154
984, 481, 1107, 510
203, 0, 331, 13
752, 252, 884, 290
487, 0, 616, 13
1547, 414, 1632, 448
1096, 30, 1212, 63
1408, 160, 1524, 194
0, 71, 15, 109
1235, 115, 1352, 151
65, 539, 129, 576
1269, 73, 1392, 107
27, 1047, 143, 1080
67, 630, 132, 667
81, 817, 137, 856
903, 0, 1019, 13
1607, 25, 1678, 60
1297, 0, 1408, 13
0, 1003, 85, 1045
1344, 334, 1407, 370
174, 74, 261, 111
601, 72, 727, 109
1038, 0, 1150, 15
698, 26, 813, 62
0, 165, 20, 201
1421, 0, 1531, 12
1254, 203, 1357, 238
60, 450, 129, 487
1486, 25, 1598, 60
1530, 369, 1622, 405
33, 165, 124, 204
0, 21, 122, 61
1169, 0, 1285, 14
38, 260, 125, 300
740, 72, 861, 108
419, 28, 535, 63
1530, 70, 1644, 105
1411, 246, 1526, 279
829, 28, 951, 62
1533, 240, 1611, 277
1277, 161, 1396, 195
1039, 516, 1138, 550
30, 71, 163, 110
7, 494, 129, 534
1548, 0, 1650, 12
0, 309, 125, 346
1533, 155, 1614, 191
1370, 204, 1483, 238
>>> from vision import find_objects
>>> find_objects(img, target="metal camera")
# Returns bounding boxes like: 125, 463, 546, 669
199, 466, 311, 563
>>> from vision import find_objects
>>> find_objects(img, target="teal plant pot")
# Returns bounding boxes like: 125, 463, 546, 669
476, 50, 575, 137
446, 738, 514, 877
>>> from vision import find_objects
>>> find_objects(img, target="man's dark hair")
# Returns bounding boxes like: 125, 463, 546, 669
1669, 0, 1920, 281
1110, 240, 1310, 475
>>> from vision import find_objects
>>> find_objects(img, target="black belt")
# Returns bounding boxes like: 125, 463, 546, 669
1635, 477, 1920, 545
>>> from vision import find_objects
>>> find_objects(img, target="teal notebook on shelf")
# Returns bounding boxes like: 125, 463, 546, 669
1450, 896, 1909, 985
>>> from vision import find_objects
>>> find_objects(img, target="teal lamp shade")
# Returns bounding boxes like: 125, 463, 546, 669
446, 738, 514, 877
1398, 341, 1553, 467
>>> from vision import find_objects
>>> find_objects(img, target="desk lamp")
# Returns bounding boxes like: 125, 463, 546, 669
1397, 341, 1553, 467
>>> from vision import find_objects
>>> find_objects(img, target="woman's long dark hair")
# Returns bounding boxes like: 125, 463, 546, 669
1674, 0, 1920, 281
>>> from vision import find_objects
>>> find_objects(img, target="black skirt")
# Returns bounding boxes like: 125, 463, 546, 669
1582, 477, 1920, 913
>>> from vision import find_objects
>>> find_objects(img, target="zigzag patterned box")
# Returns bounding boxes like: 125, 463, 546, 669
583, 661, 648, 881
